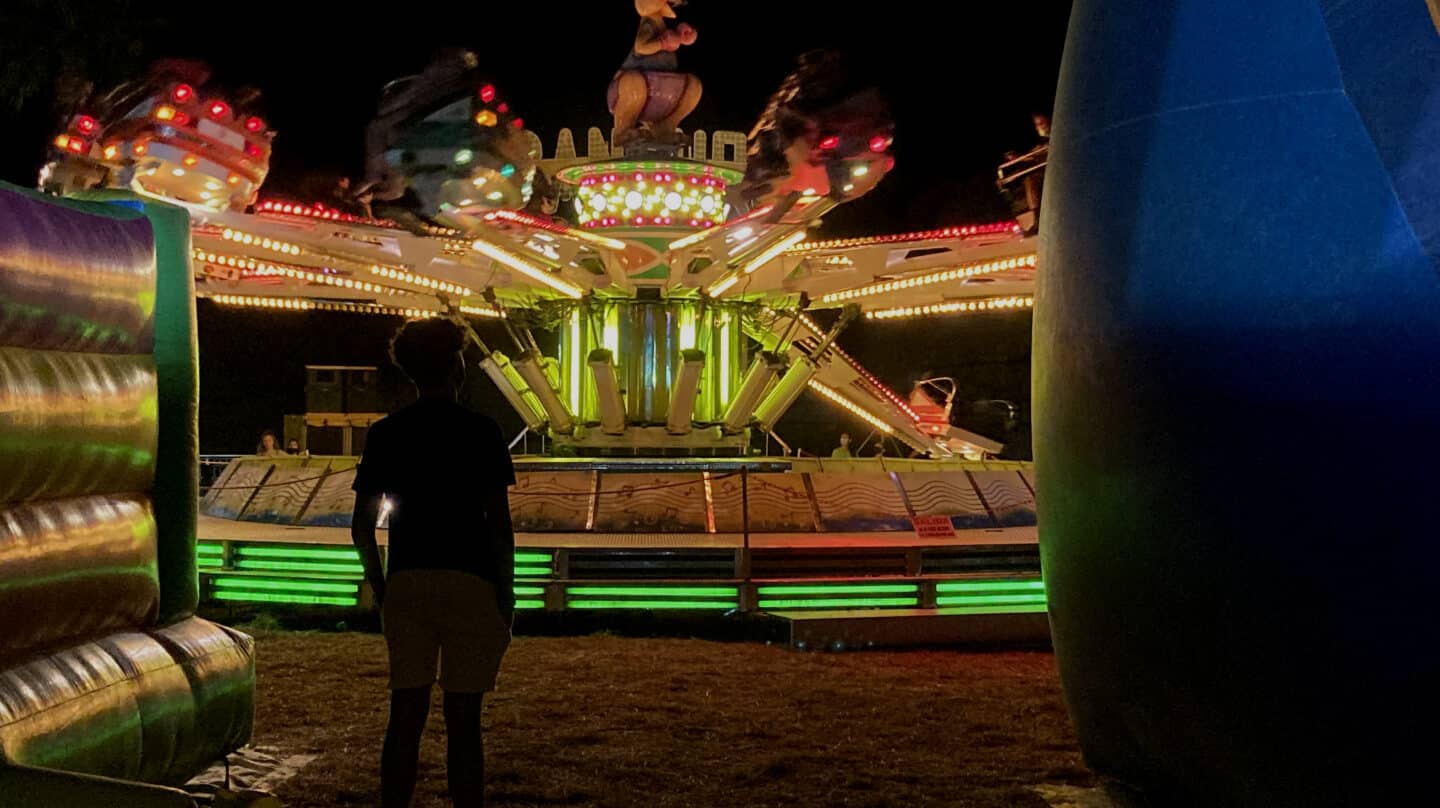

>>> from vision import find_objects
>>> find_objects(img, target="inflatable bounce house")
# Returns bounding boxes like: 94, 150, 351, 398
0, 184, 254, 805
1039, 1, 1440, 804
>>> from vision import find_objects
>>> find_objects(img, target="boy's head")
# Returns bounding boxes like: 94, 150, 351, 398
390, 318, 467, 391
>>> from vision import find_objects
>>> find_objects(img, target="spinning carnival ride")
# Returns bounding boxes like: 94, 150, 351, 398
36, 18, 1042, 645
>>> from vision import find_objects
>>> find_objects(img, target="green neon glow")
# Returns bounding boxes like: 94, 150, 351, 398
235, 559, 366, 575
936, 603, 1049, 616
567, 600, 736, 610
934, 594, 1048, 607
565, 586, 738, 597
514, 566, 553, 577
759, 597, 918, 609
516, 599, 546, 610
568, 309, 582, 414
236, 546, 361, 561
213, 578, 357, 594
719, 314, 732, 404
214, 591, 358, 607
514, 552, 553, 564
198, 558, 223, 569
678, 305, 696, 350
756, 584, 919, 596
197, 542, 224, 554
514, 586, 546, 596
935, 580, 1046, 593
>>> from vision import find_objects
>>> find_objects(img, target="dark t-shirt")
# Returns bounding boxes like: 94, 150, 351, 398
352, 399, 516, 582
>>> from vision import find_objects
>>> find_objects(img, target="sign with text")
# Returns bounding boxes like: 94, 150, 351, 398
912, 514, 957, 540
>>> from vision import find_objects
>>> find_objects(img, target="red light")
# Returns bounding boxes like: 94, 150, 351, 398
819, 135, 839, 150
76, 115, 98, 134
511, 117, 524, 129
172, 84, 194, 103
172, 112, 190, 126
497, 102, 509, 114
869, 135, 890, 152
67, 137, 86, 154
244, 116, 264, 132
479, 84, 496, 102
208, 100, 231, 119
245, 143, 263, 158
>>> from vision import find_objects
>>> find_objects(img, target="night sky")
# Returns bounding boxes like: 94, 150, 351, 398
2, 1, 1071, 454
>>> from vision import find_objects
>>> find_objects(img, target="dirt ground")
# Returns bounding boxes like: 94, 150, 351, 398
248, 630, 1093, 807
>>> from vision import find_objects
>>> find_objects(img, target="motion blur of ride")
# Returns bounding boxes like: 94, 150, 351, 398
40, 59, 274, 211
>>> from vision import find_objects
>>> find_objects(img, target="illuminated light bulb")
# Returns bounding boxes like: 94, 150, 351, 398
474, 110, 497, 127
479, 84, 497, 102
486, 190, 503, 201
245, 116, 265, 132
819, 135, 839, 150
182, 154, 198, 167
172, 84, 194, 103
454, 149, 474, 165
500, 163, 515, 177
155, 105, 176, 121
172, 168, 186, 177
208, 100, 231, 118
869, 135, 890, 152
511, 117, 524, 129
625, 191, 643, 210
458, 198, 474, 206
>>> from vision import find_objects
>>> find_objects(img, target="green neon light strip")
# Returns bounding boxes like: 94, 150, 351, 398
514, 552, 553, 564
198, 558, 223, 569
934, 594, 1048, 607
935, 580, 1046, 593
514, 586, 547, 597
213, 578, 357, 594
565, 586, 738, 597
235, 559, 366, 575
516, 599, 546, 610
237, 546, 361, 561
214, 591, 357, 607
936, 603, 1049, 616
759, 598, 918, 609
756, 584, 919, 596
567, 600, 736, 610
515, 566, 553, 577
197, 543, 224, 554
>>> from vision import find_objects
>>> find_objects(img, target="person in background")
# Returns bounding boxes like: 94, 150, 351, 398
351, 318, 516, 808
255, 430, 285, 457
286, 438, 304, 455
830, 432, 853, 458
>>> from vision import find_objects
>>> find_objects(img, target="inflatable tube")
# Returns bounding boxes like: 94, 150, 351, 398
148, 618, 255, 776
1040, 1, 1440, 803
0, 185, 155, 355
0, 494, 159, 665
0, 348, 158, 503
74, 191, 202, 623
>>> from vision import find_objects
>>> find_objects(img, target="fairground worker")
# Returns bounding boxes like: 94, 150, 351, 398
351, 318, 516, 808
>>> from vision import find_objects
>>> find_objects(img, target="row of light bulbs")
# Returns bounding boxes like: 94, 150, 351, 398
195, 250, 399, 296
204, 294, 439, 318
821, 254, 1037, 303
807, 380, 895, 435
865, 296, 1035, 320
219, 228, 301, 256
368, 265, 472, 296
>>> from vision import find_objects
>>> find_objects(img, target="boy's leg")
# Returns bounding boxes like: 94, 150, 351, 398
443, 692, 485, 807
381, 685, 431, 808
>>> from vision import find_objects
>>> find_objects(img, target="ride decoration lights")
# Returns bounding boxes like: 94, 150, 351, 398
469, 238, 584, 299
368, 265, 473, 296
257, 200, 400, 228
558, 161, 741, 229
220, 228, 302, 256
195, 250, 407, 295
790, 221, 1024, 252
482, 209, 628, 251
792, 311, 920, 422
865, 295, 1035, 320
203, 294, 440, 319
807, 380, 895, 434
820, 254, 1038, 303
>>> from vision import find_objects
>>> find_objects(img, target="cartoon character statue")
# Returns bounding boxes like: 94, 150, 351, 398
608, 0, 702, 148
736, 50, 895, 210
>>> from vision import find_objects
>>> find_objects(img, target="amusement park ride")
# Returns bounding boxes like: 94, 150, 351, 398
31, 0, 1043, 648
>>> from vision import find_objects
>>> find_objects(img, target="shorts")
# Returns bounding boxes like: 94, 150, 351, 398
382, 570, 512, 693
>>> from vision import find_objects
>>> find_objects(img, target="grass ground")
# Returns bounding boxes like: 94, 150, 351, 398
248, 630, 1093, 807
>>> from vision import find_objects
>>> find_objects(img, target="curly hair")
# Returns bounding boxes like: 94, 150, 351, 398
389, 318, 466, 388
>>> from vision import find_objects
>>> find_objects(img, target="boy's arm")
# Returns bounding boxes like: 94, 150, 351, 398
351, 492, 387, 606
486, 486, 515, 624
